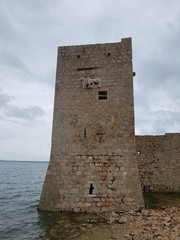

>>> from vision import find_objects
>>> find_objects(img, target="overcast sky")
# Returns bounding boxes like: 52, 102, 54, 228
0, 0, 180, 161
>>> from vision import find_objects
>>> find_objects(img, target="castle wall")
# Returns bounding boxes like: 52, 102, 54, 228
39, 38, 144, 212
136, 133, 180, 192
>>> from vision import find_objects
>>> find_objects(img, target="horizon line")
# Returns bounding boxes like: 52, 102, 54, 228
0, 159, 49, 163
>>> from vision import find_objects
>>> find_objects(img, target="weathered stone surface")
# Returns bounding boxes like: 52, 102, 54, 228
39, 38, 144, 212
136, 133, 180, 192
124, 207, 180, 240
39, 37, 180, 214
105, 207, 180, 240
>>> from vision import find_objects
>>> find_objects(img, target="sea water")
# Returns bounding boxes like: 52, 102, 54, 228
0, 161, 114, 240
0, 161, 48, 239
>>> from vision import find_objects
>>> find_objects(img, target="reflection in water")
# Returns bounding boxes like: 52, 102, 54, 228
37, 211, 112, 240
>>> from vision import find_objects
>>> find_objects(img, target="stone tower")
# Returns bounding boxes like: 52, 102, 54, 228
39, 38, 144, 212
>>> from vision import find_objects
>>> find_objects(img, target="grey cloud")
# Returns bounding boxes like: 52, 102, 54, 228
135, 107, 180, 135
0, 0, 179, 161
139, 52, 180, 90
0, 89, 44, 121
9, 0, 54, 13
153, 110, 180, 127
150, 110, 180, 134
0, 92, 12, 108
0, 14, 15, 41
135, 17, 180, 87
134, 13, 180, 135
0, 50, 30, 74
40, 70, 56, 87
4, 105, 44, 121
0, 2, 25, 46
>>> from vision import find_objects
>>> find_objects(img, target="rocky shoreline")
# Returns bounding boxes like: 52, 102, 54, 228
80, 207, 180, 240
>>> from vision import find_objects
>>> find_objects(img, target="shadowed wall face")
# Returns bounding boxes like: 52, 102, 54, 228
136, 133, 180, 192
39, 38, 144, 212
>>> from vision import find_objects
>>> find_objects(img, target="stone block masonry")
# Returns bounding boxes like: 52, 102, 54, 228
136, 133, 180, 192
39, 38, 144, 212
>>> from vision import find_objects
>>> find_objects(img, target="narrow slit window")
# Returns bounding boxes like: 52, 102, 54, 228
89, 184, 94, 194
98, 91, 107, 100
84, 129, 86, 138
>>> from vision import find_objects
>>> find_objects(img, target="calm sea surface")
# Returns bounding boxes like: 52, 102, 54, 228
0, 161, 116, 240
0, 161, 48, 240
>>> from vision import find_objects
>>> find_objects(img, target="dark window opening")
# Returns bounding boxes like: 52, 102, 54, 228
89, 184, 94, 194
77, 67, 98, 71
107, 52, 111, 56
84, 129, 86, 138
77, 55, 80, 59
98, 91, 107, 100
